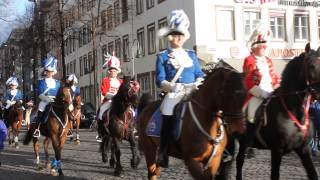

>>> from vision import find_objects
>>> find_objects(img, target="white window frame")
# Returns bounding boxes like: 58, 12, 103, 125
114, 0, 121, 27
216, 7, 235, 41
146, 0, 154, 9
136, 0, 144, 15
269, 10, 286, 41
158, 17, 168, 51
137, 27, 145, 56
147, 23, 156, 54
294, 12, 309, 42
122, 35, 129, 62
115, 38, 121, 58
243, 9, 260, 40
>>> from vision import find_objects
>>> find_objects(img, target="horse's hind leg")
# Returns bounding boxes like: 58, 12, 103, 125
185, 158, 212, 180
128, 133, 140, 169
295, 146, 318, 180
44, 137, 51, 169
270, 150, 282, 180
101, 134, 110, 163
75, 119, 80, 144
33, 138, 41, 170
236, 134, 247, 180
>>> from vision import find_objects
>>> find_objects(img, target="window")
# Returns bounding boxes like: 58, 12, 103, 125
147, 23, 156, 54
79, 30, 83, 47
114, 1, 121, 27
136, 0, 143, 15
294, 12, 309, 41
158, 17, 168, 51
87, 23, 92, 42
83, 55, 88, 74
269, 11, 285, 40
137, 27, 145, 56
78, 1, 82, 18
107, 6, 113, 30
137, 72, 151, 95
102, 44, 107, 64
146, 0, 154, 9
115, 38, 121, 58
88, 52, 93, 72
83, 26, 87, 45
216, 7, 235, 40
122, 0, 128, 22
73, 59, 77, 74
108, 42, 114, 55
122, 35, 129, 62
79, 56, 83, 76
244, 10, 260, 39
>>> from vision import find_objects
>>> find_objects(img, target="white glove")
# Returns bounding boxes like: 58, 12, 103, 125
39, 94, 47, 101
249, 85, 271, 99
105, 93, 114, 100
160, 80, 176, 92
6, 100, 11, 105
193, 78, 204, 90
47, 96, 55, 103
11, 101, 16, 105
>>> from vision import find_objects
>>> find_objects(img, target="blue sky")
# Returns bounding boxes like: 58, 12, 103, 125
0, 0, 33, 43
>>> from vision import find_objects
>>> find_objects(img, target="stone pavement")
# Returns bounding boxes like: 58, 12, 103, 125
0, 129, 319, 180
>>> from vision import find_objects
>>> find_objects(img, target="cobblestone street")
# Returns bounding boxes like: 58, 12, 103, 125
0, 128, 319, 180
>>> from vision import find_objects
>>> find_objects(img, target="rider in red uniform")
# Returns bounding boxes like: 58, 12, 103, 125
96, 53, 123, 142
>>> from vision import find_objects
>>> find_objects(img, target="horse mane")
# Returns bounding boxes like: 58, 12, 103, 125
280, 55, 305, 91
110, 76, 133, 117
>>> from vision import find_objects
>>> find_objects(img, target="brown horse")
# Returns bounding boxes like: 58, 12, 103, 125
100, 78, 140, 176
138, 60, 247, 180
7, 101, 24, 149
69, 95, 82, 144
23, 83, 74, 176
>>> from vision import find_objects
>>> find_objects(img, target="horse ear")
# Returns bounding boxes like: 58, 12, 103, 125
305, 43, 311, 53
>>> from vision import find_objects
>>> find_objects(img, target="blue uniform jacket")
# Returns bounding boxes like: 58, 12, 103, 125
0, 120, 7, 149
310, 101, 320, 128
5, 90, 23, 101
155, 49, 204, 87
71, 86, 81, 99
37, 79, 61, 97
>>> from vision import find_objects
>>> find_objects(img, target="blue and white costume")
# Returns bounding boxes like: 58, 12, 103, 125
156, 10, 204, 115
37, 57, 61, 112
67, 74, 80, 100
4, 76, 23, 109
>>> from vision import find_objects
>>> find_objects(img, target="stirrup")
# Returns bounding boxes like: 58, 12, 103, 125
33, 129, 40, 138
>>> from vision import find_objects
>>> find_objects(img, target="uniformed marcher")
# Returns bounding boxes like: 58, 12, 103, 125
156, 9, 204, 168
33, 56, 61, 138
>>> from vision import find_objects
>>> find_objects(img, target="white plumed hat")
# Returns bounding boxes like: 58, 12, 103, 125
158, 9, 190, 40
67, 74, 78, 84
6, 75, 18, 87
247, 21, 272, 48
102, 52, 121, 73
42, 56, 58, 73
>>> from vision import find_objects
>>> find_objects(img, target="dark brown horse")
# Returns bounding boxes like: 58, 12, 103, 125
69, 95, 82, 144
23, 83, 73, 176
100, 78, 140, 176
7, 101, 24, 149
138, 60, 247, 180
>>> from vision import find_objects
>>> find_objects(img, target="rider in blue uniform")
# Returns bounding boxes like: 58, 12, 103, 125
33, 56, 61, 138
3, 76, 23, 126
66, 74, 81, 100
156, 9, 204, 168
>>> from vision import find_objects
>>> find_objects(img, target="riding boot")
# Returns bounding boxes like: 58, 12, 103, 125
246, 122, 255, 159
33, 111, 44, 138
157, 115, 172, 168
96, 120, 104, 142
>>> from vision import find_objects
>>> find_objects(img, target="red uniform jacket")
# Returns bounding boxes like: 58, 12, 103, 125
100, 77, 123, 96
243, 54, 280, 105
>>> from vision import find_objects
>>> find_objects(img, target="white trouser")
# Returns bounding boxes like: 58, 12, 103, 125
160, 92, 184, 116
98, 101, 111, 120
244, 96, 263, 123
38, 100, 49, 112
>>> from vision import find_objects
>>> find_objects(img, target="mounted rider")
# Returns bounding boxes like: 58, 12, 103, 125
96, 53, 123, 142
156, 9, 204, 168
242, 22, 281, 158
66, 74, 81, 102
33, 56, 61, 138
3, 75, 23, 126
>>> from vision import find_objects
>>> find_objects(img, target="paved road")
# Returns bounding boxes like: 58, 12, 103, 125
0, 128, 319, 180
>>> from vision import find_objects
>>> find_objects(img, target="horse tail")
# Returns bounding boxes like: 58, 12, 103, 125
138, 93, 153, 115
23, 128, 33, 145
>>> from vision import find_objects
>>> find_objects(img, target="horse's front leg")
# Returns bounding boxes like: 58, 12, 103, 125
50, 134, 66, 176
44, 137, 51, 169
75, 117, 80, 144
236, 134, 247, 180
113, 138, 123, 176
270, 150, 283, 180
101, 133, 110, 164
33, 137, 41, 170
128, 131, 140, 169
185, 158, 212, 180
295, 145, 318, 180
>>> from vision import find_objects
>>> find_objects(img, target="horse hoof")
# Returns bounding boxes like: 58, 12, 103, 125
36, 165, 43, 170
46, 163, 51, 170
114, 170, 123, 177
58, 169, 64, 176
76, 140, 80, 145
50, 169, 58, 176
15, 145, 19, 149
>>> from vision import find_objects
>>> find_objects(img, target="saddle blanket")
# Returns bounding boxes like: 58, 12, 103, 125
146, 107, 183, 140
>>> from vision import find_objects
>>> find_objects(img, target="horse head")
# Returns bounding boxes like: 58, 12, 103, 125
197, 60, 247, 134
55, 82, 74, 111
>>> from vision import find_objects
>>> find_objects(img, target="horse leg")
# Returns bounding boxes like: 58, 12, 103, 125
270, 150, 282, 180
128, 133, 140, 169
50, 135, 65, 176
295, 146, 318, 180
235, 134, 247, 180
33, 137, 41, 170
113, 138, 123, 176
110, 140, 116, 168
185, 158, 212, 180
75, 118, 80, 144
44, 137, 51, 169
13, 125, 19, 149
101, 134, 110, 163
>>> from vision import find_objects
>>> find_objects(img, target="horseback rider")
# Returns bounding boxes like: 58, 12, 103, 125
3, 75, 23, 127
33, 56, 61, 138
96, 53, 123, 142
156, 9, 204, 168
242, 22, 280, 158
